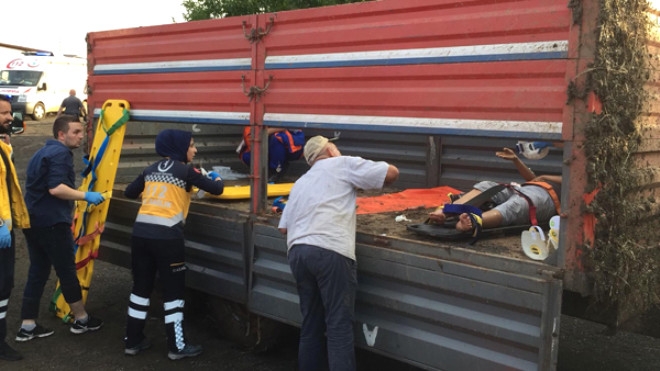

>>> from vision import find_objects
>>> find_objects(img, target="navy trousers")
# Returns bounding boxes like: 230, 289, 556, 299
288, 244, 357, 371
21, 224, 82, 320
125, 236, 188, 352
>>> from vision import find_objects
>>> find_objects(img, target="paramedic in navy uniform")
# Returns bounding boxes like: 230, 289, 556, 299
123, 129, 224, 360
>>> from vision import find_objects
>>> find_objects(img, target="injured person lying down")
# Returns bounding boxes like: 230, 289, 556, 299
428, 147, 561, 239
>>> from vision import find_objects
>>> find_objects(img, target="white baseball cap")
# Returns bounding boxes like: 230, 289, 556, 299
304, 136, 330, 165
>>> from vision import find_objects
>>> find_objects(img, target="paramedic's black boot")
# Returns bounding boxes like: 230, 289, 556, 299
166, 317, 201, 360
168, 344, 203, 360
125, 337, 152, 356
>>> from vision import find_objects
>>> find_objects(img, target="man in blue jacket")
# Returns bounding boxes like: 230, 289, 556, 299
17, 115, 105, 343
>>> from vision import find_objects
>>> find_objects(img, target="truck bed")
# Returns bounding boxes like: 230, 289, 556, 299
117, 180, 529, 260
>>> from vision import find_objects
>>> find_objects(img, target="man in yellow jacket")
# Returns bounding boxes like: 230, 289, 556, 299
0, 95, 30, 361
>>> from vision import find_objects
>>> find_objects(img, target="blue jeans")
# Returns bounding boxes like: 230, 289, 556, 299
21, 224, 82, 320
288, 244, 357, 371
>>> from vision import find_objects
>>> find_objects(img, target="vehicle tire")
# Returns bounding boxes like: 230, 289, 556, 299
32, 103, 46, 121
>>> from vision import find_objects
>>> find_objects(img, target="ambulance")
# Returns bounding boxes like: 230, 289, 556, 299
0, 51, 87, 120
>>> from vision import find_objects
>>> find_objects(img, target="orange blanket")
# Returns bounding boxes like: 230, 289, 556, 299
356, 186, 461, 215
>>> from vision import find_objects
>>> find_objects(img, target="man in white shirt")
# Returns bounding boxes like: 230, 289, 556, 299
278, 136, 398, 371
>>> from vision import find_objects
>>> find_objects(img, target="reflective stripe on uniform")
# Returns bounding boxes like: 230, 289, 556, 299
130, 293, 150, 306
164, 299, 184, 311
128, 307, 148, 320
135, 212, 184, 227
164, 312, 184, 324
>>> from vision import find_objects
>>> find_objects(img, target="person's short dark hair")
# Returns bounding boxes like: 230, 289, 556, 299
53, 114, 79, 138
0, 95, 10, 104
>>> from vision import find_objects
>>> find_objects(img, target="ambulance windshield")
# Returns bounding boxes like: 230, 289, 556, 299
0, 70, 42, 86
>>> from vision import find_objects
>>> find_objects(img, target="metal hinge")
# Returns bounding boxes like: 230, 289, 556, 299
242, 17, 275, 44
241, 75, 273, 102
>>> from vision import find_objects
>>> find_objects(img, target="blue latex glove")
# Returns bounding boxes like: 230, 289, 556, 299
84, 191, 105, 205
271, 197, 287, 214
207, 171, 221, 181
0, 223, 10, 249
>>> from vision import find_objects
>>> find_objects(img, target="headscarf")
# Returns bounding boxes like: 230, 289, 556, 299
155, 129, 192, 163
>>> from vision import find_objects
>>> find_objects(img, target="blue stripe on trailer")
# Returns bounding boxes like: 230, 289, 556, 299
265, 41, 569, 70
93, 108, 250, 125
92, 41, 568, 75
94, 58, 252, 75
263, 113, 562, 140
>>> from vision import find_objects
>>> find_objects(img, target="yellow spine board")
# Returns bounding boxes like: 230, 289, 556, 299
51, 100, 130, 322
207, 183, 294, 200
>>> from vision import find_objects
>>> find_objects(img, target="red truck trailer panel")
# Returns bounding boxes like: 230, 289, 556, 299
259, 0, 571, 140
88, 0, 571, 139
87, 16, 254, 124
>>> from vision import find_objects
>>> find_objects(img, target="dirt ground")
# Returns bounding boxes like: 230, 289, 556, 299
2, 117, 660, 370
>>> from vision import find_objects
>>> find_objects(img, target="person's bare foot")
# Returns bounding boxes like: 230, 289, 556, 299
455, 213, 473, 232
428, 209, 446, 224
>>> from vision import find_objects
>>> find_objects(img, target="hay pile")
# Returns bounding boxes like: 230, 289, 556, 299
583, 0, 660, 320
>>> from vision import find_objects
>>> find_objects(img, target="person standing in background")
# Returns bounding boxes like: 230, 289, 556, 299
278, 136, 399, 371
56, 89, 87, 121
17, 115, 105, 343
0, 96, 30, 361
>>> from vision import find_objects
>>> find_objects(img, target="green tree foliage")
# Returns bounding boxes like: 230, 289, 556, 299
183, 0, 372, 20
